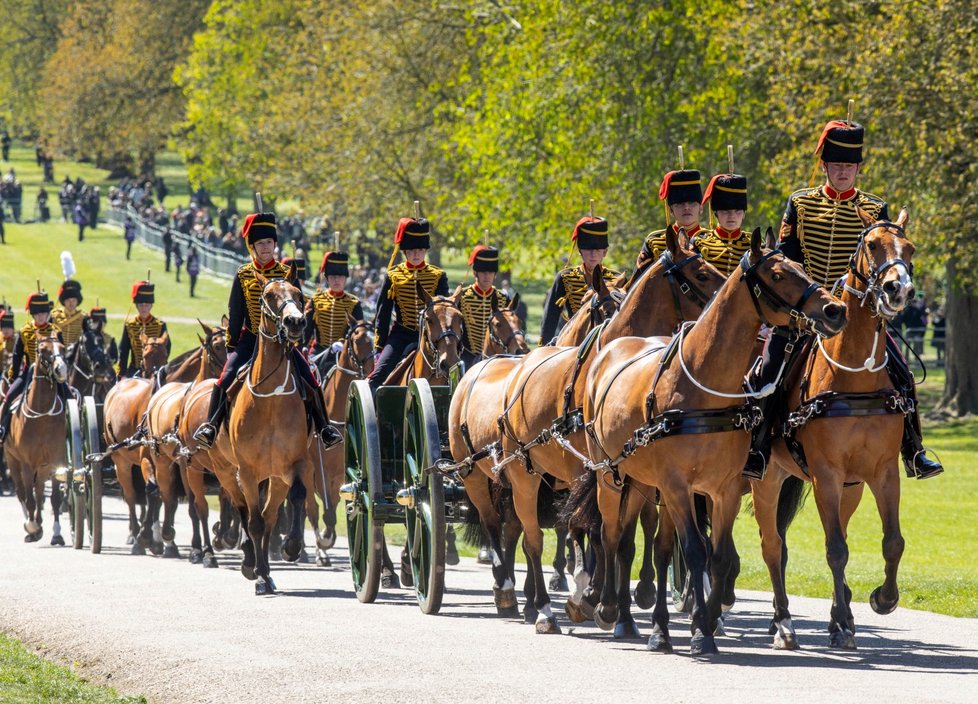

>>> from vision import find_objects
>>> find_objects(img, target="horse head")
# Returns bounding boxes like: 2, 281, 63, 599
36, 336, 68, 384
198, 317, 229, 376
853, 207, 915, 319
416, 280, 465, 380
81, 326, 115, 384
588, 264, 624, 326
139, 330, 170, 375
344, 313, 376, 379
660, 226, 726, 324
256, 274, 305, 345
486, 295, 529, 356
740, 227, 847, 338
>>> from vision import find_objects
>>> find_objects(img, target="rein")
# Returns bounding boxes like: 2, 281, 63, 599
23, 345, 66, 419
417, 299, 464, 379
249, 280, 301, 397
334, 322, 376, 379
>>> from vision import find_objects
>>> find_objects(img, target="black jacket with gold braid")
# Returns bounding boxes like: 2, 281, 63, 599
51, 307, 87, 346
304, 290, 364, 349
374, 262, 449, 348
639, 222, 704, 264
118, 314, 169, 377
459, 284, 510, 353
693, 226, 752, 277
226, 259, 298, 351
540, 263, 621, 344
7, 322, 63, 381
779, 186, 888, 287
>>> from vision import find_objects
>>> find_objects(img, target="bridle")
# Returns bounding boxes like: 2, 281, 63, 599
72, 328, 114, 386
659, 249, 716, 325
336, 322, 376, 379
843, 221, 913, 317
588, 289, 624, 328
258, 279, 304, 346
418, 299, 464, 377
23, 338, 66, 418
203, 327, 228, 376
487, 310, 527, 355
739, 249, 822, 337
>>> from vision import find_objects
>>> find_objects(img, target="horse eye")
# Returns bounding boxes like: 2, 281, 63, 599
867, 241, 877, 251
771, 273, 783, 282
696, 272, 709, 282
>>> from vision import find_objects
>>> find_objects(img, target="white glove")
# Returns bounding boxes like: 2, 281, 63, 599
330, 341, 343, 354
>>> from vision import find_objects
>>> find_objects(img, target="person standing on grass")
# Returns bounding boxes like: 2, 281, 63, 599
173, 243, 184, 283
123, 215, 136, 259
187, 246, 200, 298
162, 227, 173, 272
73, 200, 88, 241
0, 203, 5, 244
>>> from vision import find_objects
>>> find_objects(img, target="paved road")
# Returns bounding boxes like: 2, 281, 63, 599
0, 492, 975, 704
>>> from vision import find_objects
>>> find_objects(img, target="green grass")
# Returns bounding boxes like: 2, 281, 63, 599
0, 633, 146, 703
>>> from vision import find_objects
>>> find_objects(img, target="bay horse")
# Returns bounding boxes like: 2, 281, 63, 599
580, 228, 846, 655
140, 322, 228, 564
752, 209, 917, 650
100, 331, 170, 552
489, 237, 725, 634
215, 275, 311, 594
66, 324, 116, 403
4, 337, 69, 542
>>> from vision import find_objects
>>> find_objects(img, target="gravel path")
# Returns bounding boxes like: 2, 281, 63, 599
1, 492, 975, 704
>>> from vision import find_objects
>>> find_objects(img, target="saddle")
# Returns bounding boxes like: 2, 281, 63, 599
383, 342, 419, 386
224, 359, 313, 428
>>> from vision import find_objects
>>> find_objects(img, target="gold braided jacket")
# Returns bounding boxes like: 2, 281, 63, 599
556, 264, 621, 318
693, 227, 753, 277
307, 290, 361, 346
385, 263, 447, 331
51, 307, 87, 346
123, 315, 165, 368
458, 284, 510, 351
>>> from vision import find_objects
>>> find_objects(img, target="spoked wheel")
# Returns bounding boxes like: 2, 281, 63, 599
65, 399, 85, 550
82, 396, 104, 554
343, 380, 383, 604
402, 379, 446, 615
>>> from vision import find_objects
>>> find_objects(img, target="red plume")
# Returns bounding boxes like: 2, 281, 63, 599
394, 217, 415, 246
702, 174, 723, 205
241, 212, 258, 239
468, 244, 488, 265
658, 171, 677, 201
815, 120, 849, 156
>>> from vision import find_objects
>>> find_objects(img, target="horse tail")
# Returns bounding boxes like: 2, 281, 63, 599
560, 470, 598, 534
461, 482, 485, 547
537, 475, 562, 529
777, 475, 809, 533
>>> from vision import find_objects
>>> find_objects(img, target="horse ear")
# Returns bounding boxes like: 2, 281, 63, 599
896, 206, 909, 229
197, 318, 213, 336
140, 330, 149, 345
666, 226, 680, 257
450, 284, 463, 304
508, 292, 520, 311
764, 226, 777, 251
590, 263, 604, 292
856, 206, 876, 227
416, 279, 434, 304
750, 227, 762, 258
197, 333, 206, 346
676, 227, 691, 248
346, 311, 357, 326
254, 271, 268, 288
221, 314, 229, 328
159, 331, 169, 345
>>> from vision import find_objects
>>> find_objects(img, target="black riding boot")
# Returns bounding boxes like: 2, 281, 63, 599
192, 385, 228, 448
885, 335, 943, 480
0, 399, 11, 444
305, 387, 343, 449
743, 333, 793, 480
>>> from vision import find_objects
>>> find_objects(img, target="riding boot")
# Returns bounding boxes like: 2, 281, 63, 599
192, 385, 227, 449
743, 333, 792, 481
0, 399, 11, 444
305, 387, 343, 449
900, 390, 943, 480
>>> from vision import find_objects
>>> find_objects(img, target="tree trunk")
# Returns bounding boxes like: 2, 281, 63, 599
138, 150, 156, 179
938, 257, 978, 415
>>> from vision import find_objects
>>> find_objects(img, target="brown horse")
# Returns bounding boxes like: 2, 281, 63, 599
4, 337, 69, 542
301, 317, 376, 567
383, 283, 466, 387
580, 229, 846, 655
140, 322, 228, 564
752, 209, 917, 650
100, 331, 170, 552
66, 324, 116, 403
488, 239, 725, 633
214, 275, 310, 594
479, 294, 530, 359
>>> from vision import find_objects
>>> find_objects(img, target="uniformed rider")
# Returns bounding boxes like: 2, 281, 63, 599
304, 251, 364, 374
636, 168, 705, 269
51, 279, 87, 347
117, 281, 170, 378
695, 172, 752, 277
459, 245, 510, 369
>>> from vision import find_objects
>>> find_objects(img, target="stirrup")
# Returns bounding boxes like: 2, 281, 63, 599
192, 423, 217, 449
906, 448, 944, 480
742, 448, 767, 481
319, 426, 343, 449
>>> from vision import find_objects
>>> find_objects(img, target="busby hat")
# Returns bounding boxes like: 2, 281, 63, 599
703, 173, 748, 211
320, 251, 350, 277
58, 279, 83, 304
89, 307, 108, 324
572, 217, 610, 251
815, 120, 864, 163
659, 169, 703, 205
241, 212, 278, 246
282, 257, 307, 282
0, 309, 13, 330
131, 281, 155, 304
394, 217, 431, 251
469, 245, 499, 273
26, 292, 53, 315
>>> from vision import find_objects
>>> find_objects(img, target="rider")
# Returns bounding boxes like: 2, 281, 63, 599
459, 245, 511, 369
695, 171, 752, 277
1, 307, 16, 373
745, 116, 943, 480
540, 215, 621, 344
368, 217, 449, 390
635, 167, 704, 269
51, 279, 87, 346
304, 251, 364, 373
117, 281, 170, 378
192, 212, 342, 449
88, 305, 119, 371
0, 292, 64, 444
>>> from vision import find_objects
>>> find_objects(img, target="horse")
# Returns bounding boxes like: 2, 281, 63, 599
213, 275, 311, 594
490, 237, 726, 634
751, 209, 917, 650
100, 331, 170, 552
64, 324, 116, 403
140, 321, 228, 564
579, 228, 847, 655
4, 337, 69, 543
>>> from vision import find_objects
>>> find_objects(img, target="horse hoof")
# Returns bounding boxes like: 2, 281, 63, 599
870, 586, 899, 615
149, 541, 164, 556
647, 627, 673, 653
50, 534, 65, 547
189, 549, 204, 565
137, 533, 152, 549
594, 605, 618, 632
774, 631, 798, 651
163, 544, 181, 559
580, 593, 598, 620
381, 572, 400, 590
497, 604, 520, 618
317, 554, 332, 568
690, 630, 719, 656
564, 599, 587, 624
126, 534, 135, 546
212, 536, 226, 552
255, 578, 275, 596
130, 543, 146, 556
318, 527, 337, 551
493, 586, 518, 610
445, 548, 460, 567
523, 607, 539, 625
280, 541, 302, 563
535, 615, 561, 635
614, 618, 641, 640
400, 566, 414, 588
713, 617, 726, 637
241, 563, 257, 581
829, 629, 857, 650
633, 583, 656, 610
204, 555, 218, 568
549, 574, 569, 592
24, 532, 41, 543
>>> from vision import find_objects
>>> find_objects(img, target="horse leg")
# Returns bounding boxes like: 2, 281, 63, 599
191, 470, 219, 568
751, 470, 797, 649
550, 524, 569, 592
593, 477, 625, 634
49, 476, 65, 546
706, 486, 742, 637
21, 468, 43, 542
811, 476, 856, 649
180, 464, 203, 565
237, 477, 265, 590
304, 467, 328, 566
508, 469, 557, 633
633, 498, 658, 610
612, 484, 646, 639
257, 478, 291, 594
648, 506, 677, 653
281, 473, 307, 563
380, 534, 402, 589
158, 461, 181, 559
466, 472, 517, 616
